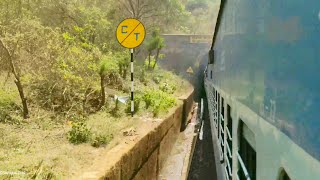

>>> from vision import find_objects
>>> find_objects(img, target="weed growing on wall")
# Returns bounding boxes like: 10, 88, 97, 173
142, 89, 176, 117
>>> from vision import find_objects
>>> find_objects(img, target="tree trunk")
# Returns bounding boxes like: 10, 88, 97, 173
148, 52, 151, 69
123, 66, 127, 79
99, 75, 106, 110
153, 49, 160, 69
14, 78, 29, 119
0, 39, 29, 119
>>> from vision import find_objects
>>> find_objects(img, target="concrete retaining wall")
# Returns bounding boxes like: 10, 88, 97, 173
81, 89, 194, 180
180, 89, 195, 132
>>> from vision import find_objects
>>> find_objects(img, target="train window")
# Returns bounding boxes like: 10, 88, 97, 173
218, 93, 221, 139
226, 105, 232, 179
217, 93, 224, 162
215, 90, 218, 103
213, 87, 215, 101
227, 105, 232, 136
279, 169, 291, 180
238, 120, 256, 180
220, 96, 225, 163
215, 90, 218, 126
221, 97, 224, 118
210, 70, 213, 79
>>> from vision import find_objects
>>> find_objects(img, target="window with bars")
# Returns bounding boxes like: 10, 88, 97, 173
211, 87, 216, 119
215, 90, 218, 127
220, 96, 225, 163
238, 120, 256, 180
225, 105, 233, 179
218, 93, 221, 139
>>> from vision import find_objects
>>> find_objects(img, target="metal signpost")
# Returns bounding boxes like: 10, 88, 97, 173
116, 18, 145, 117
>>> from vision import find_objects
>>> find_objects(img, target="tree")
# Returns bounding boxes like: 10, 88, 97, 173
153, 35, 166, 69
0, 40, 29, 119
145, 29, 166, 69
145, 38, 157, 69
184, 0, 219, 34
118, 0, 190, 32
0, 0, 194, 120
98, 55, 118, 110
0, 18, 56, 119
119, 0, 162, 20
115, 52, 130, 79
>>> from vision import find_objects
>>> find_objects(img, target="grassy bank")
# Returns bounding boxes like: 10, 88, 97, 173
0, 65, 191, 179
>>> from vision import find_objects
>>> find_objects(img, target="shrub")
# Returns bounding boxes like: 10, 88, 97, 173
138, 68, 147, 83
159, 82, 177, 94
142, 89, 176, 117
144, 58, 158, 70
143, 92, 152, 109
152, 74, 163, 84
111, 98, 126, 118
91, 134, 114, 148
68, 121, 92, 144
153, 76, 161, 84
0, 89, 18, 123
126, 94, 141, 114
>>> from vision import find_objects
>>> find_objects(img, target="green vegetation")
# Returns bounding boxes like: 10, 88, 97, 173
68, 121, 92, 144
160, 82, 177, 94
126, 94, 142, 115
143, 89, 176, 117
145, 28, 166, 69
0, 89, 18, 123
91, 134, 114, 148
0, 0, 214, 178
0, 0, 216, 120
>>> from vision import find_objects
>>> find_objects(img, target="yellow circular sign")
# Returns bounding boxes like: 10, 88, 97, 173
116, 18, 146, 49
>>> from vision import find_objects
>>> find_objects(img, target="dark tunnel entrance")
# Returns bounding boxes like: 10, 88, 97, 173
159, 34, 211, 102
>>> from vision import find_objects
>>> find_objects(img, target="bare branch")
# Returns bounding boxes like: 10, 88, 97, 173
120, 0, 134, 17
128, 0, 136, 18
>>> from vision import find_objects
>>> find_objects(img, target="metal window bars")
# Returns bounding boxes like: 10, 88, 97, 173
208, 88, 236, 179
237, 152, 251, 180
219, 115, 224, 162
224, 123, 233, 180
226, 140, 232, 158
225, 152, 232, 176
225, 166, 230, 180
207, 86, 251, 180
226, 126, 232, 140
220, 114, 231, 179
215, 109, 218, 129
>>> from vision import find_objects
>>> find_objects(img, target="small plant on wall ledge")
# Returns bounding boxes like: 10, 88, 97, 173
91, 134, 114, 148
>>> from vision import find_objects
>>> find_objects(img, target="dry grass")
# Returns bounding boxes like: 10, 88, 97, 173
0, 69, 192, 179
0, 113, 136, 179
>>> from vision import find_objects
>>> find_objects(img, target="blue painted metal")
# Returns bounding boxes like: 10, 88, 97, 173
212, 0, 320, 160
